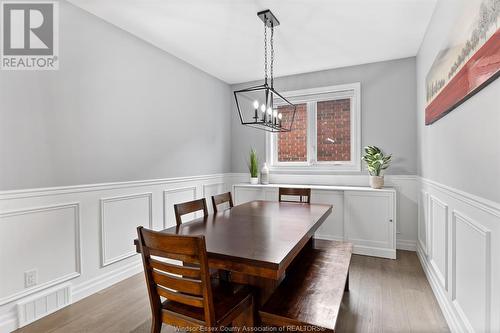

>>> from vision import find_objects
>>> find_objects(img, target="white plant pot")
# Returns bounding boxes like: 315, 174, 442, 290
369, 176, 384, 189
250, 177, 259, 185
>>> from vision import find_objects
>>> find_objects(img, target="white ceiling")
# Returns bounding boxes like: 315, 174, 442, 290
68, 0, 437, 84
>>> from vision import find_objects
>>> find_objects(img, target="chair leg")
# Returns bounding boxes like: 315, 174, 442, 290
151, 314, 162, 333
246, 297, 255, 327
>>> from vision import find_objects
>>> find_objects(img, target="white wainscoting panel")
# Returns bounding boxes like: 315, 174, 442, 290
233, 186, 278, 205
202, 183, 225, 214
233, 187, 261, 204
418, 190, 429, 255
417, 177, 500, 333
429, 195, 448, 290
451, 211, 491, 333
100, 193, 152, 267
0, 203, 81, 306
163, 187, 197, 227
0, 173, 227, 332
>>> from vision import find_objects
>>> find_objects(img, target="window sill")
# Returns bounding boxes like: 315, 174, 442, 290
268, 164, 362, 173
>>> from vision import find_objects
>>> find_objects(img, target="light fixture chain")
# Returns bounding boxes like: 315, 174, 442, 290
264, 23, 268, 85
270, 24, 274, 88
233, 10, 295, 133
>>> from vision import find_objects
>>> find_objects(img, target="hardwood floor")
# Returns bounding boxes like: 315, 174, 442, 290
16, 251, 449, 333
336, 251, 449, 333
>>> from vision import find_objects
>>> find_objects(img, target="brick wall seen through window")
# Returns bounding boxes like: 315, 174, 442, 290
317, 99, 351, 161
277, 103, 307, 162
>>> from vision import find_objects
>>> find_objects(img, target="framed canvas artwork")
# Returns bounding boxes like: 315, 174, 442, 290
425, 0, 499, 125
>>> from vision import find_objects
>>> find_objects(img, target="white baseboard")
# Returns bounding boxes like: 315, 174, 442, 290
314, 234, 344, 242
417, 244, 463, 333
72, 260, 143, 303
352, 244, 397, 259
314, 235, 396, 259
396, 239, 417, 251
316, 235, 416, 252
0, 312, 16, 333
0, 261, 143, 333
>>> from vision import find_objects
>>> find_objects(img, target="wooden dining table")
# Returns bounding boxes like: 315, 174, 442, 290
134, 200, 333, 305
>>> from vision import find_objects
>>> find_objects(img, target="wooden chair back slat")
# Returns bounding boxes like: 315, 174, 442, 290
141, 232, 201, 256
149, 249, 200, 265
174, 199, 209, 225
211, 192, 234, 213
162, 309, 205, 328
137, 226, 216, 327
152, 270, 203, 296
278, 187, 311, 204
157, 286, 205, 308
150, 258, 201, 279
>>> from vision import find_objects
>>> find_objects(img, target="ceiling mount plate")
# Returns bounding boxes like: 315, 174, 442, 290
257, 9, 280, 27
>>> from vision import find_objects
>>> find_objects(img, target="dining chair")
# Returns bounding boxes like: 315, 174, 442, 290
211, 192, 234, 213
278, 187, 311, 204
137, 227, 254, 332
174, 198, 208, 225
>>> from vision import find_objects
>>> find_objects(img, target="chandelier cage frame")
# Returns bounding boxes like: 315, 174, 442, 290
233, 9, 297, 133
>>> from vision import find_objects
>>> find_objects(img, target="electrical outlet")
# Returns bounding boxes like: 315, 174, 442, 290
24, 269, 37, 288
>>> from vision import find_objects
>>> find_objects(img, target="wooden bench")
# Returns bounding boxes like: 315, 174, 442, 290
259, 240, 353, 332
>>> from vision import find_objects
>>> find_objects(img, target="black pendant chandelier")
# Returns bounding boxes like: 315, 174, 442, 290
233, 10, 296, 132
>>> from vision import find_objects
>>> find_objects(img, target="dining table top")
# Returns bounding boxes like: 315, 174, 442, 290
135, 200, 333, 279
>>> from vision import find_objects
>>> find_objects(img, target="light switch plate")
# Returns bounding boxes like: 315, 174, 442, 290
24, 269, 37, 288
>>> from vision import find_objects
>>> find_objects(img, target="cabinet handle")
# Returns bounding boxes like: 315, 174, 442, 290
389, 219, 393, 222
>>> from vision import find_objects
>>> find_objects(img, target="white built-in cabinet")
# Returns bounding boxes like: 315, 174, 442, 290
233, 184, 397, 259
344, 191, 395, 258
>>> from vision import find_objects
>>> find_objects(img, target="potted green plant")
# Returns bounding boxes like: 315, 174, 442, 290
362, 146, 392, 189
248, 148, 259, 184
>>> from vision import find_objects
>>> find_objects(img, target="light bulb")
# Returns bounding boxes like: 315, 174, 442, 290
267, 107, 272, 115
253, 100, 259, 109
260, 104, 266, 112
273, 110, 278, 117
278, 113, 282, 120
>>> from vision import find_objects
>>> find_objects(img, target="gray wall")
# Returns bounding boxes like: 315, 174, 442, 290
230, 57, 417, 175
0, 1, 232, 190
416, 0, 500, 203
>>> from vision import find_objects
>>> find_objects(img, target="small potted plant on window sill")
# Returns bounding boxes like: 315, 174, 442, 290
248, 148, 259, 185
362, 146, 392, 189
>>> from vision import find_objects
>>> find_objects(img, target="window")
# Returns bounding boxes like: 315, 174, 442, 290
267, 83, 361, 172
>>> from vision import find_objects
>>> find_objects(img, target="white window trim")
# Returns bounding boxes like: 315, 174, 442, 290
266, 82, 361, 173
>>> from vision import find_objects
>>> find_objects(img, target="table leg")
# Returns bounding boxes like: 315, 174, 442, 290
218, 269, 231, 281
230, 272, 283, 306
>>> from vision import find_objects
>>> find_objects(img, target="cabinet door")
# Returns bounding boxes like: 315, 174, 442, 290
233, 187, 278, 205
311, 190, 344, 241
344, 191, 396, 259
